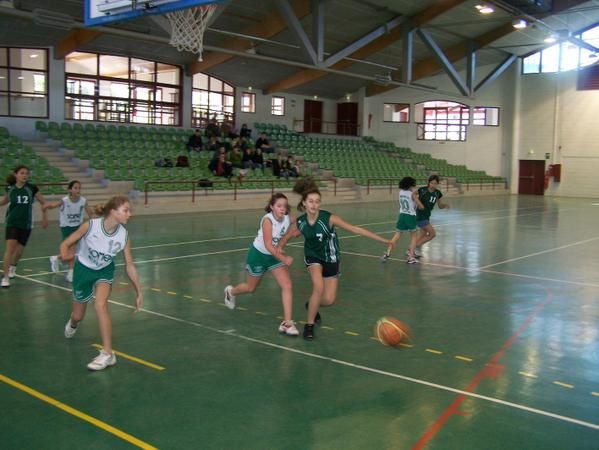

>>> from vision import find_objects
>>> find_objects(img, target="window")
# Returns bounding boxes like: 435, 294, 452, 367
191, 73, 235, 128
383, 103, 409, 122
271, 96, 285, 116
472, 107, 500, 126
241, 92, 256, 113
415, 100, 469, 141
0, 47, 48, 118
522, 23, 599, 74
64, 51, 181, 125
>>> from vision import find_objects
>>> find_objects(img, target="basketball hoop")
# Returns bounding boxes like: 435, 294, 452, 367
166, 4, 217, 61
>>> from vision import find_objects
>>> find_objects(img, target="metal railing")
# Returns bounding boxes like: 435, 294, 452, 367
365, 177, 506, 194
143, 178, 337, 205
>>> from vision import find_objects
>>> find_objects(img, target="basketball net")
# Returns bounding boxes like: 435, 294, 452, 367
166, 5, 217, 61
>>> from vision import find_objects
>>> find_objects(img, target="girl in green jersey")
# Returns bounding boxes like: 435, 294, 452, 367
277, 178, 392, 340
1, 165, 48, 288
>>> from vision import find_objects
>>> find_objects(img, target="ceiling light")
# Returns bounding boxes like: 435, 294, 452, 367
512, 19, 528, 29
475, 4, 494, 14
313, 95, 318, 99
17, 76, 24, 80
248, 86, 253, 91
544, 35, 557, 44
29, 54, 39, 58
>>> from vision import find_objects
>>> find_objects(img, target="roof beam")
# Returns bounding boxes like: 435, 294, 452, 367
366, 0, 590, 97
322, 15, 404, 68
276, 0, 318, 65
264, 0, 469, 94
417, 28, 469, 96
466, 40, 477, 96
312, 0, 325, 63
189, 0, 311, 74
401, 26, 414, 83
474, 54, 517, 93
54, 28, 100, 59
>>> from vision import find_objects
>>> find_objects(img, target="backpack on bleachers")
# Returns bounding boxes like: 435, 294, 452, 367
176, 155, 189, 167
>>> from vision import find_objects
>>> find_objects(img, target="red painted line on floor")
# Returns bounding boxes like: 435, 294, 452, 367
411, 289, 553, 450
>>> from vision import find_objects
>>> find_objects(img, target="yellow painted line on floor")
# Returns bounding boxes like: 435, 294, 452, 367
455, 355, 473, 362
344, 331, 359, 336
183, 295, 193, 300
591, 392, 599, 397
370, 336, 379, 341
166, 291, 177, 296
553, 381, 574, 389
199, 298, 211, 303
399, 343, 413, 348
321, 326, 334, 330
0, 373, 157, 450
92, 344, 165, 371
237, 307, 248, 311
119, 282, 129, 286
23, 268, 32, 272
426, 348, 443, 355
276, 315, 283, 320
298, 320, 307, 324
519, 371, 538, 379
150, 288, 161, 292
255, 311, 267, 316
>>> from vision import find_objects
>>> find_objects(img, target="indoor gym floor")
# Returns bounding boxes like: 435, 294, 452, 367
0, 194, 598, 450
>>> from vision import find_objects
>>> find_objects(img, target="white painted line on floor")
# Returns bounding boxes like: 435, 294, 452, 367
17, 275, 599, 432
479, 236, 599, 270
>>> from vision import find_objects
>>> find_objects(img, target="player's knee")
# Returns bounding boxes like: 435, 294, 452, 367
246, 284, 257, 293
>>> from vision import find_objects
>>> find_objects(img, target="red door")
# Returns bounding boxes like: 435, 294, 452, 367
518, 160, 545, 195
337, 102, 358, 136
304, 100, 323, 133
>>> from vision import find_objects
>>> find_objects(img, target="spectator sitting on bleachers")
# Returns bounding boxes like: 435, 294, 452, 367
206, 117, 220, 138
238, 136, 250, 151
187, 129, 203, 153
252, 148, 264, 172
255, 132, 274, 154
207, 136, 221, 153
208, 152, 232, 179
241, 147, 254, 169
280, 155, 299, 179
239, 123, 251, 139
229, 146, 243, 168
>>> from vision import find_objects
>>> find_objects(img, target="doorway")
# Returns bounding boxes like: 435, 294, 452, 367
304, 99, 323, 133
518, 160, 545, 195
337, 102, 358, 136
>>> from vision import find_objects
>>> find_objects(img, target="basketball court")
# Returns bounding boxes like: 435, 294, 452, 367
1, 195, 598, 449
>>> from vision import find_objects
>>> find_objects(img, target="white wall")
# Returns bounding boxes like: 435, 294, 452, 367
516, 69, 599, 198
362, 63, 517, 178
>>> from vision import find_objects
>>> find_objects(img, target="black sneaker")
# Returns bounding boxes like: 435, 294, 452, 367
303, 324, 315, 340
305, 301, 322, 325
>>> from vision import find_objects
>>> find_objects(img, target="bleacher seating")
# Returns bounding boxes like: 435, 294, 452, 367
1, 127, 67, 193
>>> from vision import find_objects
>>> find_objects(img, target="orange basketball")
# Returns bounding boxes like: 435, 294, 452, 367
374, 317, 412, 347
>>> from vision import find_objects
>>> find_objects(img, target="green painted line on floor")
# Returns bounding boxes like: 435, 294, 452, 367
199, 298, 211, 303
119, 282, 129, 286
183, 295, 193, 299
321, 326, 334, 330
166, 291, 177, 296
344, 331, 359, 336
255, 311, 267, 316
399, 343, 413, 348
150, 288, 161, 292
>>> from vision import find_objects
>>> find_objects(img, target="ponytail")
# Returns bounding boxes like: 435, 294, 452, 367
292, 177, 320, 212
94, 195, 130, 217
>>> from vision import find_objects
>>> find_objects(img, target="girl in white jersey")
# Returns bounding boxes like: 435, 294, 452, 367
60, 196, 143, 371
44, 181, 93, 282
382, 177, 424, 264
224, 193, 298, 336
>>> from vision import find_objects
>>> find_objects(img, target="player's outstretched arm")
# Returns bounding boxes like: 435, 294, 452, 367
123, 239, 143, 312
330, 214, 392, 247
35, 191, 49, 228
60, 222, 89, 261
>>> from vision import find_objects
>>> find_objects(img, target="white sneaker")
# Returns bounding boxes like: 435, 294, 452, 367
65, 269, 73, 283
49, 255, 60, 273
1, 277, 9, 288
278, 320, 299, 336
87, 350, 117, 371
8, 265, 16, 279
64, 319, 78, 338
407, 257, 418, 264
224, 285, 236, 309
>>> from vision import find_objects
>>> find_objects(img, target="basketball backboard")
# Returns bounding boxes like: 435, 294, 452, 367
84, 0, 219, 27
